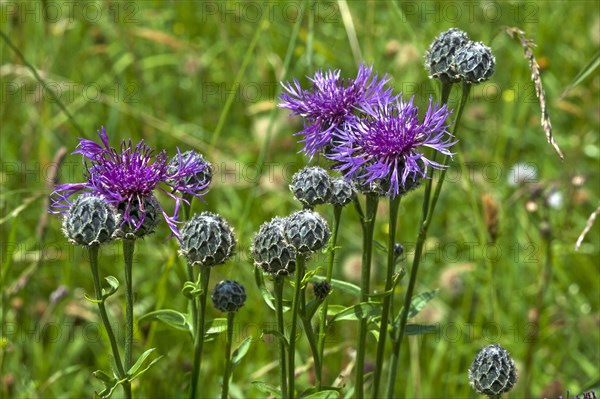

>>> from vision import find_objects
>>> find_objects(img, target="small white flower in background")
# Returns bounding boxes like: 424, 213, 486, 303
547, 191, 564, 209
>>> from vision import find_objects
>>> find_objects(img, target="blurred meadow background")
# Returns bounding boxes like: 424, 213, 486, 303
1, 0, 599, 398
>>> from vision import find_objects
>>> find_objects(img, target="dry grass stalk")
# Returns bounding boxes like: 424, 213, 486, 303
575, 205, 600, 250
502, 27, 564, 160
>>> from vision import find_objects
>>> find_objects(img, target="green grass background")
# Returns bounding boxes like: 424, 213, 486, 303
1, 1, 599, 398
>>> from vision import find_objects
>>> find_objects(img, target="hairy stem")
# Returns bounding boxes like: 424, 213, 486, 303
288, 254, 306, 398
355, 194, 379, 399
274, 277, 289, 399
372, 196, 401, 398
88, 245, 130, 399
386, 83, 471, 397
190, 267, 211, 399
221, 312, 236, 399
123, 239, 135, 372
316, 205, 342, 389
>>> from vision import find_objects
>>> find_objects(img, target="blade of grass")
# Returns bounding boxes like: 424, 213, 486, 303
237, 0, 307, 243
561, 50, 600, 99
337, 0, 362, 63
209, 21, 268, 150
0, 30, 85, 135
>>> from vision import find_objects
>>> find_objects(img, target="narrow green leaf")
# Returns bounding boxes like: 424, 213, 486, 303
312, 275, 360, 297
326, 305, 346, 316
372, 240, 387, 253
305, 298, 321, 321
138, 309, 191, 333
367, 286, 395, 300
561, 50, 600, 98
101, 276, 120, 299
298, 386, 343, 398
302, 390, 340, 399
369, 329, 379, 341
93, 370, 115, 383
204, 318, 228, 339
181, 280, 202, 299
128, 355, 164, 381
404, 324, 437, 336
330, 302, 382, 323
231, 336, 252, 368
254, 266, 276, 311
302, 268, 319, 287
127, 348, 156, 376
407, 290, 438, 319
262, 329, 289, 348
96, 378, 120, 398
252, 381, 282, 398
84, 293, 102, 304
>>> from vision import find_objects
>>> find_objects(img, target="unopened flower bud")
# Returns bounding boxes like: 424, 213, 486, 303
252, 217, 297, 276
453, 41, 496, 84
284, 210, 331, 254
290, 166, 332, 208
329, 177, 356, 206
424, 28, 470, 83
468, 344, 517, 396
63, 194, 118, 246
313, 281, 331, 301
211, 280, 246, 312
179, 212, 236, 267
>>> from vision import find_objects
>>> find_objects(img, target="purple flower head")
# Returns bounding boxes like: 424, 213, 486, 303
279, 64, 394, 156
51, 126, 210, 238
329, 96, 455, 198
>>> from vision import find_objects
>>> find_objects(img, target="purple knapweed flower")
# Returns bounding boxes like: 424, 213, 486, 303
279, 64, 394, 156
50, 126, 210, 238
329, 96, 455, 198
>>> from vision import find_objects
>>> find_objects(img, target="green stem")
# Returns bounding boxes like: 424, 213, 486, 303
386, 83, 471, 397
299, 299, 321, 389
440, 81, 453, 105
88, 246, 130, 399
355, 194, 379, 399
523, 228, 553, 397
274, 277, 289, 399
186, 263, 199, 397
288, 254, 306, 398
372, 196, 401, 398
123, 239, 135, 371
316, 205, 342, 389
190, 267, 211, 399
221, 312, 236, 399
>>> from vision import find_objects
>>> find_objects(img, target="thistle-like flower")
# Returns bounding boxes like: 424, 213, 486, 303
62, 194, 118, 246
279, 64, 394, 156
329, 97, 455, 198
50, 127, 210, 237
468, 344, 517, 396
